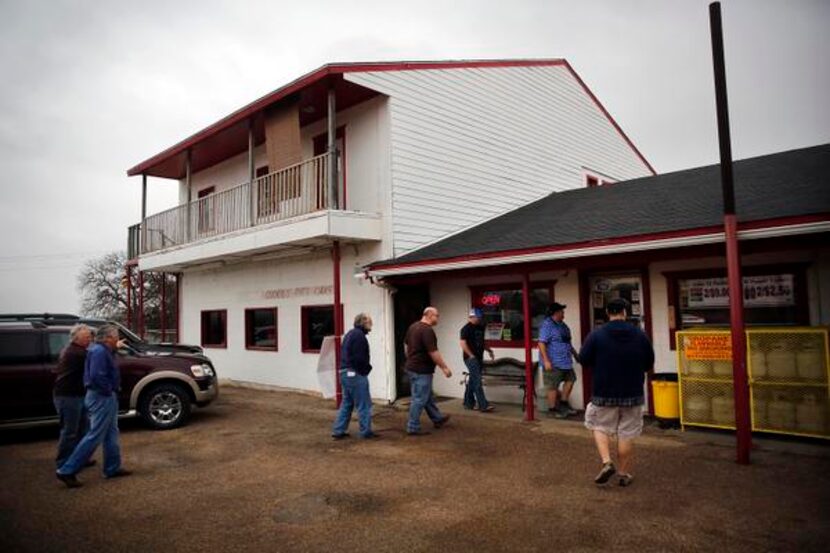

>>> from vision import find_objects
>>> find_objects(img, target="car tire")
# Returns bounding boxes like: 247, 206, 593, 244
139, 382, 192, 430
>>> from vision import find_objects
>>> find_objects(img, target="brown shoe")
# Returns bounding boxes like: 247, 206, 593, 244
433, 415, 451, 429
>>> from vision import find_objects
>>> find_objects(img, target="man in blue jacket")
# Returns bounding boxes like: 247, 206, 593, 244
579, 298, 654, 487
56, 325, 131, 487
332, 313, 378, 439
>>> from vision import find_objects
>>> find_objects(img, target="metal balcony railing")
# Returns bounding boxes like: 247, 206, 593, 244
137, 153, 332, 255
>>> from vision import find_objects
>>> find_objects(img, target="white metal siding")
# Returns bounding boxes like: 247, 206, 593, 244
345, 65, 653, 256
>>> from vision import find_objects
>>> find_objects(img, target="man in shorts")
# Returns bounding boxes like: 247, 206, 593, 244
579, 298, 654, 487
538, 302, 580, 418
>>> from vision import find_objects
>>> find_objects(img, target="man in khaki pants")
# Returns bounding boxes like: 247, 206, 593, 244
579, 298, 654, 487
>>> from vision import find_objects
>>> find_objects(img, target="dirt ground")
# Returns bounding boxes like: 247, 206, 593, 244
1, 386, 829, 553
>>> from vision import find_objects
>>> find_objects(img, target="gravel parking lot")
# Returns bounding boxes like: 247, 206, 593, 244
1, 386, 829, 552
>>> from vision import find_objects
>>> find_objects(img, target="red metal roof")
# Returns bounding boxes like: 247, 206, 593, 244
127, 59, 654, 179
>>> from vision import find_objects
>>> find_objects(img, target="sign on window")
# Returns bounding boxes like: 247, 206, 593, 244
684, 275, 795, 309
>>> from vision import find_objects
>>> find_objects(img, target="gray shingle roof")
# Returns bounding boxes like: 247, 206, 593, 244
371, 143, 830, 268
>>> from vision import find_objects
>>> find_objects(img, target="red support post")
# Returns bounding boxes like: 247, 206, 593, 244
726, 215, 751, 463
125, 264, 132, 331
175, 273, 181, 343
332, 241, 343, 408
138, 270, 145, 340
160, 272, 167, 343
522, 272, 535, 421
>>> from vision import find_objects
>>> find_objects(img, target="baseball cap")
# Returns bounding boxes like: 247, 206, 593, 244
545, 302, 567, 316
469, 308, 483, 318
606, 298, 630, 314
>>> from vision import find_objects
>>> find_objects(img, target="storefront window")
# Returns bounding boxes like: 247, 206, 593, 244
678, 274, 800, 329
200, 310, 227, 348
301, 305, 342, 353
470, 282, 553, 346
589, 274, 645, 331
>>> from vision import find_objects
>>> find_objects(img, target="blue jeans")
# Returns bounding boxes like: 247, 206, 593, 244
57, 390, 122, 477
332, 372, 373, 437
407, 371, 444, 433
463, 357, 489, 410
53, 395, 89, 468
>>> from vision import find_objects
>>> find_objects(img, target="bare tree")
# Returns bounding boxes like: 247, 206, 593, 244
77, 252, 175, 334
78, 251, 130, 322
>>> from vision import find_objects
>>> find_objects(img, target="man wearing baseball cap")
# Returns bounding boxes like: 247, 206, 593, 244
538, 302, 580, 418
459, 308, 495, 412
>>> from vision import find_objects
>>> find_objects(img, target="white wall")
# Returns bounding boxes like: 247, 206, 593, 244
345, 65, 653, 256
179, 242, 393, 400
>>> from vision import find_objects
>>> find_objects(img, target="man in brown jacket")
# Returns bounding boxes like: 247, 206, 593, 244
52, 324, 95, 469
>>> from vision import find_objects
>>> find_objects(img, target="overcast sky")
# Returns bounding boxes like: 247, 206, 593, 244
0, 0, 828, 314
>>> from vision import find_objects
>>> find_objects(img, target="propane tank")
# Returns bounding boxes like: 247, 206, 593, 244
796, 395, 827, 434
796, 343, 825, 381
684, 395, 711, 422
711, 396, 735, 426
712, 360, 732, 378
768, 393, 797, 430
687, 360, 712, 376
767, 342, 797, 379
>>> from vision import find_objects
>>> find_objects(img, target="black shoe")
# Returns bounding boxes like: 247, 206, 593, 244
463, 404, 476, 410
105, 469, 132, 479
361, 432, 380, 439
407, 430, 431, 436
553, 408, 569, 419
480, 405, 495, 413
594, 462, 616, 485
56, 472, 82, 488
83, 459, 97, 468
331, 433, 350, 440
433, 415, 451, 429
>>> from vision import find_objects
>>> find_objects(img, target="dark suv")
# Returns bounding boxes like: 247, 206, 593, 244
0, 317, 218, 430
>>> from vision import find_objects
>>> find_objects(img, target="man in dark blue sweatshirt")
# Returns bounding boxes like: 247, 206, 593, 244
579, 298, 654, 487
331, 313, 378, 439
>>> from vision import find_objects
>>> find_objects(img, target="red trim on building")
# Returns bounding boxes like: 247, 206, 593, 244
369, 214, 830, 274
128, 58, 656, 181
562, 61, 655, 175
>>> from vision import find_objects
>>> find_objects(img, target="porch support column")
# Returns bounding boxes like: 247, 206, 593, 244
141, 174, 147, 254
138, 270, 145, 340
185, 150, 192, 242
125, 264, 133, 331
332, 240, 343, 408
160, 272, 167, 343
248, 118, 256, 226
175, 273, 181, 342
327, 86, 338, 210
522, 272, 535, 421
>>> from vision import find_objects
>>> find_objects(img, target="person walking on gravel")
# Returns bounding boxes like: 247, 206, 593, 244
579, 298, 654, 487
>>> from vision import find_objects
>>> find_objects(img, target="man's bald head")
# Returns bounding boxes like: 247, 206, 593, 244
421, 306, 440, 326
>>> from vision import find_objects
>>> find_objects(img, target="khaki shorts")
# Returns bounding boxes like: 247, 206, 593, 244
584, 403, 644, 439
542, 367, 576, 389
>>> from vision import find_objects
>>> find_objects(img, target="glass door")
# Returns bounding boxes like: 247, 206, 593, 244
589, 274, 645, 331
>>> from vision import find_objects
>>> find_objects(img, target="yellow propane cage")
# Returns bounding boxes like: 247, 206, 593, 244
676, 328, 830, 439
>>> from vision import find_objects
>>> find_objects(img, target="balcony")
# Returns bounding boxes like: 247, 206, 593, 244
128, 153, 382, 271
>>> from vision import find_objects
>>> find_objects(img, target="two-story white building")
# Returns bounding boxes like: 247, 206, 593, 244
125, 59, 656, 404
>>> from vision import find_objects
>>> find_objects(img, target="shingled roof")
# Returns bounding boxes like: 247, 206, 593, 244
369, 143, 830, 272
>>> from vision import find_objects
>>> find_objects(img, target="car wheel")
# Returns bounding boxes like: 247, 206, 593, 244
139, 382, 192, 430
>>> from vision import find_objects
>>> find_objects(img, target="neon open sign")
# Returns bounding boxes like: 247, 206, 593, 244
481, 294, 501, 306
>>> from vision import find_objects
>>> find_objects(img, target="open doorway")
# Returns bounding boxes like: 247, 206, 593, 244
392, 284, 430, 399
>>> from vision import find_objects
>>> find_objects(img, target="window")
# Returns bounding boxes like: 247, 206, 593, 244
245, 308, 278, 351
201, 310, 227, 348
0, 331, 42, 365
470, 282, 555, 347
586, 175, 599, 187
46, 331, 71, 362
584, 169, 616, 187
665, 265, 809, 349
301, 305, 342, 353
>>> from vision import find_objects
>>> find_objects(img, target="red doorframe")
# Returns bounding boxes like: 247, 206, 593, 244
578, 267, 654, 414
522, 273, 535, 421
138, 270, 145, 340
176, 273, 181, 343
160, 272, 167, 343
